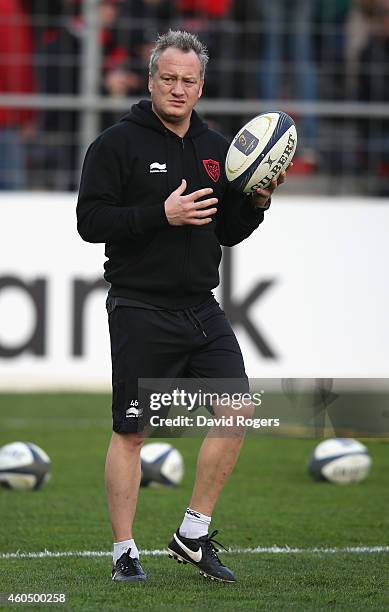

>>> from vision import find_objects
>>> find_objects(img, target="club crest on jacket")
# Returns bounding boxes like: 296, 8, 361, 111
202, 159, 220, 182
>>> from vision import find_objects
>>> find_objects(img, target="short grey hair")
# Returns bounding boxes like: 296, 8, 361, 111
149, 30, 209, 79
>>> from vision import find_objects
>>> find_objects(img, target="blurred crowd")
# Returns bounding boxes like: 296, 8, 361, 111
1, 0, 389, 192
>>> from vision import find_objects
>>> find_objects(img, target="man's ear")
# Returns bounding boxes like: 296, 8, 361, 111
198, 80, 204, 99
148, 74, 153, 94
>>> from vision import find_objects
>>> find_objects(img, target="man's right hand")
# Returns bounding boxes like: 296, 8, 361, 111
164, 179, 218, 226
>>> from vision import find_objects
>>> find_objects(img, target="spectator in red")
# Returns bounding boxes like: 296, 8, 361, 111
36, 0, 140, 190
0, 0, 36, 189
176, 0, 231, 18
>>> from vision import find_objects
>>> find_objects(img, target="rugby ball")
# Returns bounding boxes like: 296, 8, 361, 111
308, 438, 372, 484
0, 441, 51, 491
225, 111, 297, 193
140, 442, 184, 488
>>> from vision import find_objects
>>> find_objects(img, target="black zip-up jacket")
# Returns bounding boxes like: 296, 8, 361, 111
77, 100, 265, 308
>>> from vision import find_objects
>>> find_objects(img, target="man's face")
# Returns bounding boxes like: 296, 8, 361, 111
148, 48, 204, 125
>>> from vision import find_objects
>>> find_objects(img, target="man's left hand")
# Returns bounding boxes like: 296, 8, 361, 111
251, 166, 289, 209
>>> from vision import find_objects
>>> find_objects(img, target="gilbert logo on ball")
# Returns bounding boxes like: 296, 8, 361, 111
225, 112, 297, 193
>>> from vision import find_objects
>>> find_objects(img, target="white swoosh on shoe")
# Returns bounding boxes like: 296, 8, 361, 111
173, 534, 202, 563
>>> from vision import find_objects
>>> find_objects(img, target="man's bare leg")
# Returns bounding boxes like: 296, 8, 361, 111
188, 431, 245, 516
105, 431, 144, 542
188, 401, 253, 515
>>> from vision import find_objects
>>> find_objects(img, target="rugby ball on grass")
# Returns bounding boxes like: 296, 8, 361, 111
140, 442, 184, 488
226, 111, 297, 193
308, 438, 372, 484
0, 441, 51, 491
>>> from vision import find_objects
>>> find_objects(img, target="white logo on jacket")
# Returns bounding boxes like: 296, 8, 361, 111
150, 162, 167, 173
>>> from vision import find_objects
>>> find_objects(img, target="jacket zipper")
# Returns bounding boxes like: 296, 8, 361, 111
181, 137, 192, 289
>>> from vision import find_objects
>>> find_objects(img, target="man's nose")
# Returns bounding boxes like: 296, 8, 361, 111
171, 79, 184, 95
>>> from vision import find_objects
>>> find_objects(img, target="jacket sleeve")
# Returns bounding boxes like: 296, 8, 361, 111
215, 183, 265, 247
76, 133, 169, 243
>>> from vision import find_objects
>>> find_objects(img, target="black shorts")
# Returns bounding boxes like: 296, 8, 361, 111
107, 295, 249, 433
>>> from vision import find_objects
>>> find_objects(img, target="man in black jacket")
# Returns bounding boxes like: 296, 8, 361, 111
77, 29, 286, 584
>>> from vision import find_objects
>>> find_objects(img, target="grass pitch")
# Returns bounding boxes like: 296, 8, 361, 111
0, 394, 388, 611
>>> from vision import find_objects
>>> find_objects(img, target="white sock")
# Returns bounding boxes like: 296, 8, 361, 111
179, 507, 211, 539
113, 539, 139, 563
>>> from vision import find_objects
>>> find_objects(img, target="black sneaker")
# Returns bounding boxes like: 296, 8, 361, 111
167, 529, 236, 582
111, 549, 147, 582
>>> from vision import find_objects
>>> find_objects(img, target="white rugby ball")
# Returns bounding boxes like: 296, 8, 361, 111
225, 111, 297, 193
0, 441, 51, 490
140, 442, 184, 488
308, 438, 372, 484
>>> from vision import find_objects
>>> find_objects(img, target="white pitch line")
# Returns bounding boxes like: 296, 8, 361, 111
1, 546, 389, 560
